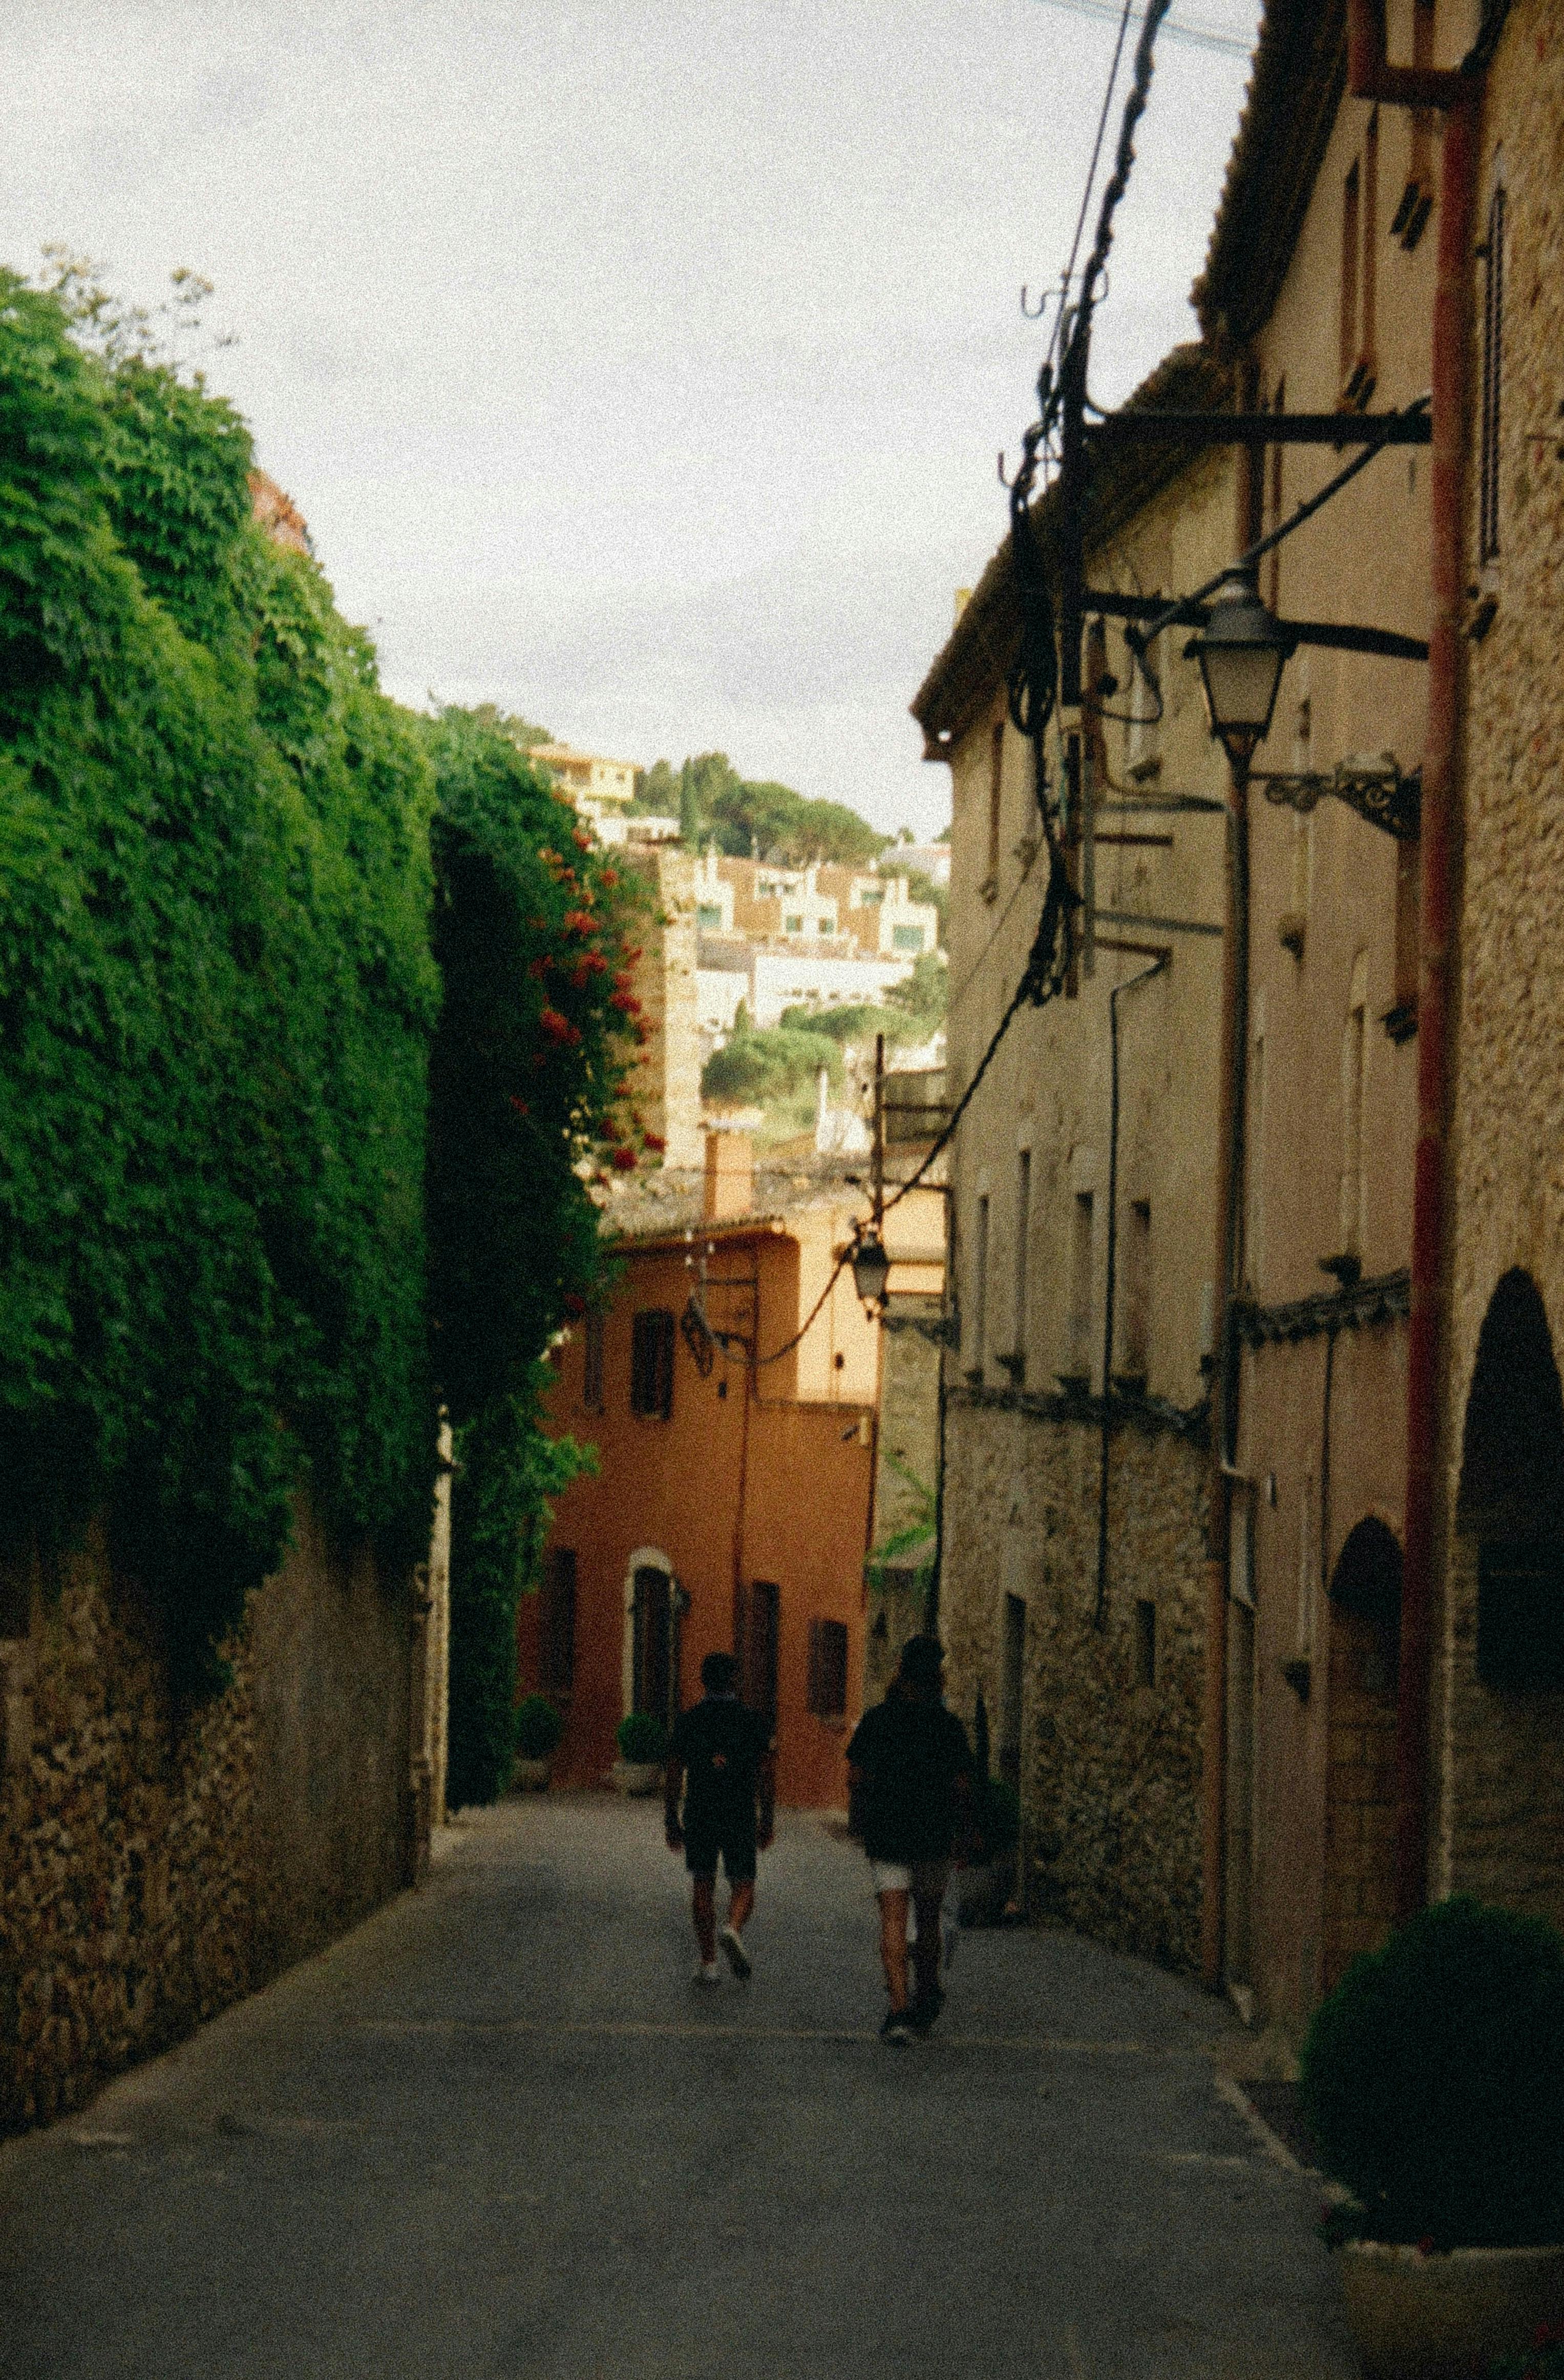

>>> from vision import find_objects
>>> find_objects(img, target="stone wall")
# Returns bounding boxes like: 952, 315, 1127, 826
940, 1389, 1208, 1972
866, 1295, 944, 1704
0, 1500, 415, 2132
1435, 0, 1564, 1924
624, 843, 703, 1169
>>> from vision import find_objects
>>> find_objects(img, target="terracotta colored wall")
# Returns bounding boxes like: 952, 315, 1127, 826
527, 1231, 874, 1808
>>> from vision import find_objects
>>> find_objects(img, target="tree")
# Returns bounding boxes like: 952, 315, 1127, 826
422, 708, 652, 1805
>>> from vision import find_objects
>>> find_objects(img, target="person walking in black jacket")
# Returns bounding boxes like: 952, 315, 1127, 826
847, 1634, 975, 2044
665, 1652, 776, 1984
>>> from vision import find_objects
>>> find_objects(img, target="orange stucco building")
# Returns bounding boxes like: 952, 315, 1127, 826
522, 1136, 943, 1809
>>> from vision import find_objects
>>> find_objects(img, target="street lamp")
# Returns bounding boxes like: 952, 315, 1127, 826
1185, 564, 1295, 771
851, 1230, 891, 1311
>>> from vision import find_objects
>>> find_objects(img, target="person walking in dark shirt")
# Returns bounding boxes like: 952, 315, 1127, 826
665, 1651, 776, 1984
847, 1634, 975, 2044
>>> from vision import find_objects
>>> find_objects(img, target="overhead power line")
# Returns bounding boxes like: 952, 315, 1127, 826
1030, 0, 1254, 59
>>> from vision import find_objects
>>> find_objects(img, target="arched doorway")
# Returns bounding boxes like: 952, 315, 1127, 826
1322, 1517, 1402, 1991
1457, 1270, 1564, 1692
624, 1552, 683, 1730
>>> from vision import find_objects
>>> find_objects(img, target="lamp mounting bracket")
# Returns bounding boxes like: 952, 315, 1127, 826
1083, 588, 1428, 666
1084, 408, 1432, 448
1256, 758, 1422, 841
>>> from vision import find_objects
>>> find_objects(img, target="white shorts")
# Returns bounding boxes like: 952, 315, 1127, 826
871, 1859, 950, 1901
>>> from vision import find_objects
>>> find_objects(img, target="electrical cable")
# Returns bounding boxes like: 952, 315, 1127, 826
750, 0, 1174, 1361
1042, 0, 1136, 391
1030, 0, 1253, 60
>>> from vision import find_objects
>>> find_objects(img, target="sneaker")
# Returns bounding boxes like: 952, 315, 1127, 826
909, 1985, 946, 2036
718, 1924, 752, 1981
695, 1961, 721, 1987
879, 2009, 913, 2047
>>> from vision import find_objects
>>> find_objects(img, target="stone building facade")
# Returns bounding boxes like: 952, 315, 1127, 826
911, 347, 1238, 1971
622, 837, 703, 1169
1434, 0, 1564, 1929
0, 1503, 421, 2131
1191, 0, 1456, 2034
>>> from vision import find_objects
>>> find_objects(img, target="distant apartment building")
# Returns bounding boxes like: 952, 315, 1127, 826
691, 852, 940, 1035
530, 742, 638, 841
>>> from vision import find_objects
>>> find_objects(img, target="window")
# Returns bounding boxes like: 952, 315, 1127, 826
1480, 178, 1506, 566
1013, 1151, 1031, 1380
1068, 1193, 1095, 1377
630, 1309, 675, 1419
583, 1310, 604, 1412
983, 719, 1004, 899
808, 1618, 849, 1717
696, 902, 724, 929
972, 1195, 990, 1374
1339, 159, 1361, 392
1122, 1200, 1151, 1384
784, 913, 804, 935
858, 886, 885, 908
1340, 120, 1380, 406
892, 925, 925, 954
1340, 955, 1368, 1256
542, 1549, 577, 1699
999, 1593, 1026, 1781
1124, 621, 1162, 782
1391, 1, 1436, 251
1133, 1598, 1157, 1689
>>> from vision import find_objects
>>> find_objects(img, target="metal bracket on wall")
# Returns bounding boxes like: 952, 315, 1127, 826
1256, 758, 1422, 841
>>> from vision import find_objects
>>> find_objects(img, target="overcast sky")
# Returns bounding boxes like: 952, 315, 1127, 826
2, 1, 1261, 839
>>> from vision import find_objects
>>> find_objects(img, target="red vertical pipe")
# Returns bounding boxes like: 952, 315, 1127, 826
1396, 86, 1478, 1922
1346, 0, 1482, 1922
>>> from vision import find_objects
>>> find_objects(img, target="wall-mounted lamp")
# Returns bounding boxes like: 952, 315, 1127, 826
851, 1230, 891, 1310
1185, 565, 1295, 771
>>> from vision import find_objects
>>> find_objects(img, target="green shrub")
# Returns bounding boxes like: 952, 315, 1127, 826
701, 1021, 841, 1105
617, 1711, 669, 1764
0, 269, 436, 1691
1299, 1896, 1564, 2247
423, 708, 643, 1810
514, 1693, 564, 1759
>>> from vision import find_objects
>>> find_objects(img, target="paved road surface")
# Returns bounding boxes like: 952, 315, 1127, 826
0, 1794, 1356, 2378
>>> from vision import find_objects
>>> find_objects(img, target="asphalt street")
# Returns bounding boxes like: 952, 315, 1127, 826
0, 1793, 1357, 2379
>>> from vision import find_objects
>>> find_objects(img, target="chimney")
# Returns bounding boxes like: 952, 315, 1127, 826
703, 1128, 753, 1222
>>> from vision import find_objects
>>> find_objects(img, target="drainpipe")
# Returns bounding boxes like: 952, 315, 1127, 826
1345, 0, 1482, 1923
1201, 749, 1251, 1990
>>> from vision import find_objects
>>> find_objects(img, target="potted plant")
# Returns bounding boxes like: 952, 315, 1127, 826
512, 1694, 564, 1790
1301, 1896, 1564, 2380
613, 1710, 668, 1794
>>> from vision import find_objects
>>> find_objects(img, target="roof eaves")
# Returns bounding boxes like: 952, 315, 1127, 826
1192, 1, 1347, 347
910, 342, 1235, 748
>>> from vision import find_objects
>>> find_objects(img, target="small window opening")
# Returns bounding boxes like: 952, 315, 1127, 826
1480, 180, 1506, 567
808, 1618, 849, 1717
630, 1309, 675, 1419
983, 719, 1004, 899
583, 1310, 605, 1412
1133, 1598, 1157, 1689
1068, 1193, 1094, 1379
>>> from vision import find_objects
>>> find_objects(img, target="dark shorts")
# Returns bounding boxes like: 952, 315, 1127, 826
684, 1817, 757, 1883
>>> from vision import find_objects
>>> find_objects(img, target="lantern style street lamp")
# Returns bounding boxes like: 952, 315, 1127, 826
851, 1229, 891, 1311
1184, 563, 1295, 771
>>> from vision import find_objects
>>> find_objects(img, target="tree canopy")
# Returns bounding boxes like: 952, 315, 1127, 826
635, 749, 886, 867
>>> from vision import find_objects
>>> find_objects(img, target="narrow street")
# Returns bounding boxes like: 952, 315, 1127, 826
1, 1795, 1352, 2380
